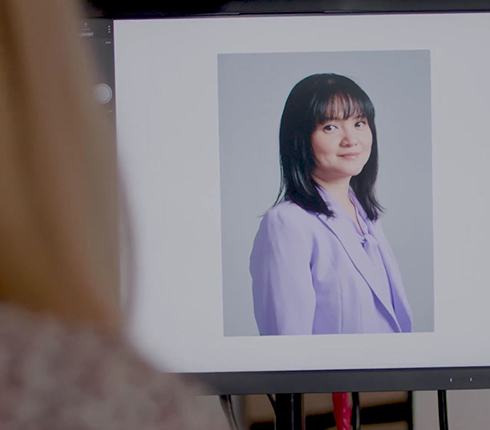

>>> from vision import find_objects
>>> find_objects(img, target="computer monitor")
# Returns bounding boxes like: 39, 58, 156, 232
86, 1, 490, 394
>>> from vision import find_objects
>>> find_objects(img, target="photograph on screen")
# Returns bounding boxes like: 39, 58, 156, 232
219, 50, 434, 337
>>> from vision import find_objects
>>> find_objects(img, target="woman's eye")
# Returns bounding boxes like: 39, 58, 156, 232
355, 120, 367, 127
323, 124, 336, 131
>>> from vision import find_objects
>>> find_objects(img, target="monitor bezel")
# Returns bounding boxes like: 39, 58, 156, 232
190, 366, 490, 395
87, 0, 490, 19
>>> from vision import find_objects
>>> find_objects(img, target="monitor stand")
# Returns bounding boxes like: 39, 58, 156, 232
275, 394, 303, 430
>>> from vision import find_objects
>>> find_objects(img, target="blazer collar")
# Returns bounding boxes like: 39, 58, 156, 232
316, 187, 402, 331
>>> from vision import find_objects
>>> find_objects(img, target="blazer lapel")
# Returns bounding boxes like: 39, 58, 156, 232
316, 213, 401, 331
368, 221, 413, 332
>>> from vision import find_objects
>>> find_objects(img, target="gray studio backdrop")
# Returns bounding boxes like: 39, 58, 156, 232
219, 50, 433, 336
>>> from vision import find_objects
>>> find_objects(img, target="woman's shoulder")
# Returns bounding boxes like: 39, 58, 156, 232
0, 304, 229, 430
263, 200, 317, 226
254, 201, 320, 244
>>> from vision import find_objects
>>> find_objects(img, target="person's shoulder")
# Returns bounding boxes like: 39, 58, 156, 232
261, 201, 317, 232
0, 304, 229, 430
264, 200, 315, 222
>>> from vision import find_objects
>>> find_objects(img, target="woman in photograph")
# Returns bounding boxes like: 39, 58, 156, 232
250, 73, 412, 335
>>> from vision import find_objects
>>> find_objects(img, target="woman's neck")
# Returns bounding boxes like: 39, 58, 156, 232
313, 175, 352, 207
313, 175, 361, 228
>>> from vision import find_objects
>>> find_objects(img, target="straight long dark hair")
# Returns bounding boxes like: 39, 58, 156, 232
275, 73, 383, 221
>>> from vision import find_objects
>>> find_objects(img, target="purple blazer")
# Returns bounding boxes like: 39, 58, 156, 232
250, 190, 412, 335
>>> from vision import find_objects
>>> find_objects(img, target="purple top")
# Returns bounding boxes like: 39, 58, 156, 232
249, 188, 412, 335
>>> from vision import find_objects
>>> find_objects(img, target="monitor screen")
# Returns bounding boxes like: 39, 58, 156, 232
107, 11, 490, 392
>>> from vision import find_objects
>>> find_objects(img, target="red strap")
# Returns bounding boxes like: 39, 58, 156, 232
332, 392, 352, 430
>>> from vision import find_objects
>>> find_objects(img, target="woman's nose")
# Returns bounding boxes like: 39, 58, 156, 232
340, 128, 359, 146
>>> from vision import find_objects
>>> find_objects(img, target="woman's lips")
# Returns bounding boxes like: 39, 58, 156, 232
339, 152, 360, 159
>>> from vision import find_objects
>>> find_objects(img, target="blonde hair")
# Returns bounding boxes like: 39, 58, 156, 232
0, 0, 122, 332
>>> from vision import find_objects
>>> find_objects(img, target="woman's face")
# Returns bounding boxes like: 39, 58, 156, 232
310, 115, 372, 184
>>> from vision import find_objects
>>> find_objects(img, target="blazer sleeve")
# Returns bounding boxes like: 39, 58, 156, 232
250, 207, 316, 335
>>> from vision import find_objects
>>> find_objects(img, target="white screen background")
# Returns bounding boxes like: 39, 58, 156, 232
114, 13, 490, 373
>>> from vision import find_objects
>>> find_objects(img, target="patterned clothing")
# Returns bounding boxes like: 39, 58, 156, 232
0, 304, 229, 430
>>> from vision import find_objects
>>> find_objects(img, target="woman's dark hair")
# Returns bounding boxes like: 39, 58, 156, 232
274, 73, 383, 220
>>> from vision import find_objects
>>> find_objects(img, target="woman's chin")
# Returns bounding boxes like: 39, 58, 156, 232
343, 166, 365, 178
350, 161, 370, 176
